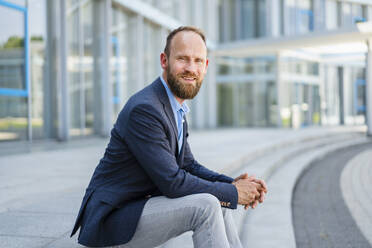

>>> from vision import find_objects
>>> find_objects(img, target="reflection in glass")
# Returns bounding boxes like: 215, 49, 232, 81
67, 1, 94, 137
4, 0, 26, 7
218, 83, 234, 126
143, 20, 161, 85
111, 6, 130, 119
0, 5, 26, 141
0, 6, 24, 89
326, 0, 338, 30
67, 8, 81, 136
83, 2, 93, 132
238, 83, 254, 126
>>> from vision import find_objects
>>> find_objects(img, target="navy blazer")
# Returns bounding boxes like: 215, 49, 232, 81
70, 78, 238, 247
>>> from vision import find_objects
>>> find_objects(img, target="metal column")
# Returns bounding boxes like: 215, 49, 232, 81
45, 0, 69, 141
92, 0, 112, 137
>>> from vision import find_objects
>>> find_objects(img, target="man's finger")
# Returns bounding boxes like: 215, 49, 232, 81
259, 192, 265, 203
252, 178, 267, 192
251, 200, 259, 209
251, 182, 264, 192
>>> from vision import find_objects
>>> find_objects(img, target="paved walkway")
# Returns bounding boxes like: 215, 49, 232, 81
0, 126, 368, 247
293, 142, 372, 248
341, 146, 372, 246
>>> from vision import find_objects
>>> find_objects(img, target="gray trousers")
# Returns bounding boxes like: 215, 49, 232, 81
115, 193, 243, 248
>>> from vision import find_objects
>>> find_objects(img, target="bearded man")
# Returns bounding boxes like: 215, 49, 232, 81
70, 26, 267, 248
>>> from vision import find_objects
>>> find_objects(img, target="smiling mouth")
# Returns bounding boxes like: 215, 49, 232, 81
181, 76, 196, 82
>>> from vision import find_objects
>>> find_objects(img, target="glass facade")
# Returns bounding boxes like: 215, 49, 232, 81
66, 0, 94, 137
111, 6, 130, 118
143, 20, 161, 85
0, 1, 27, 141
0, 0, 371, 144
326, 0, 338, 30
217, 56, 277, 127
29, 0, 46, 140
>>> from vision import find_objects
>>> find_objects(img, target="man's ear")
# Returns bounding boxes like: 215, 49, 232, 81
204, 58, 209, 75
160, 53, 168, 70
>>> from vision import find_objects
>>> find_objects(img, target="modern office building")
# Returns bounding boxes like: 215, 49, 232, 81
0, 0, 371, 143
217, 0, 372, 129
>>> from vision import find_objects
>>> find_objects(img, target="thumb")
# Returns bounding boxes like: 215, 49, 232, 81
241, 173, 249, 179
234, 173, 248, 182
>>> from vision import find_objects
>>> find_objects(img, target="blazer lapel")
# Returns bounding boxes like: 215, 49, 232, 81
153, 78, 179, 154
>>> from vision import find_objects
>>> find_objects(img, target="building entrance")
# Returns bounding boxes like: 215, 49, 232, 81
291, 83, 320, 128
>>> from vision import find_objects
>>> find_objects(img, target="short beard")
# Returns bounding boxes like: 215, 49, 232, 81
166, 67, 203, 100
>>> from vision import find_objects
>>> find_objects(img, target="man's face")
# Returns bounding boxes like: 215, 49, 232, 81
161, 31, 208, 100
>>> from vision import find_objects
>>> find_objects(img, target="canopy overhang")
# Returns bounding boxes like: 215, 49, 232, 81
213, 22, 372, 57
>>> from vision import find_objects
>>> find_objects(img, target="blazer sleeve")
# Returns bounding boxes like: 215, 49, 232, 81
182, 140, 235, 183
124, 104, 238, 209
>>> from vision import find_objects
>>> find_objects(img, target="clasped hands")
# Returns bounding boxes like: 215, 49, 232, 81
232, 173, 267, 210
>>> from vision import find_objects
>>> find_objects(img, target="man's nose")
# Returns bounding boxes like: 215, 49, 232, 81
184, 61, 197, 73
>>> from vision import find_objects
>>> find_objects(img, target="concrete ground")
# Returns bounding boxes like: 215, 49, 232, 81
0, 126, 370, 248
293, 142, 372, 248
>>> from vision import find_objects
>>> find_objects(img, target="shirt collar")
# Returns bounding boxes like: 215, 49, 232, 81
160, 75, 189, 114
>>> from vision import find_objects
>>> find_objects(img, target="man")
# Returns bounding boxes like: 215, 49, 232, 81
71, 26, 267, 248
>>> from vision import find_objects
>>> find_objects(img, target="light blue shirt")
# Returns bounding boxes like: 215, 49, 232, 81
160, 76, 190, 153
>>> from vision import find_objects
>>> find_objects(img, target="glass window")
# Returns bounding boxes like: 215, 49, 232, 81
241, 0, 266, 38
217, 83, 234, 126
326, 0, 338, 30
368, 6, 372, 22
67, 8, 80, 136
82, 1, 93, 133
258, 0, 266, 36
29, 0, 47, 139
111, 7, 131, 118
297, 0, 313, 34
0, 3, 27, 141
67, 1, 94, 137
0, 6, 24, 90
219, 0, 236, 42
143, 20, 161, 85
241, 0, 255, 39
244, 59, 254, 74
351, 4, 365, 23
307, 62, 319, 76
4, 0, 26, 7
286, 0, 297, 35
341, 2, 352, 27
238, 82, 254, 126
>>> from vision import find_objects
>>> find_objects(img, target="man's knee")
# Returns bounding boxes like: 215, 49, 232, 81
193, 193, 221, 211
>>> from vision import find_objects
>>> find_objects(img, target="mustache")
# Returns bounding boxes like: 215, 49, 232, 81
179, 73, 198, 78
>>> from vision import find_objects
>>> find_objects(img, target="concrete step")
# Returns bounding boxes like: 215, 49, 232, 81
240, 137, 371, 248
230, 132, 365, 234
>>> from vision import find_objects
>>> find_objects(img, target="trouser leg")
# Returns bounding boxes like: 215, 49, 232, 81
114, 193, 235, 248
221, 208, 243, 248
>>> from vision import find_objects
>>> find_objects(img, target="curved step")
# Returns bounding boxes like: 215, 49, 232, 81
237, 137, 370, 248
